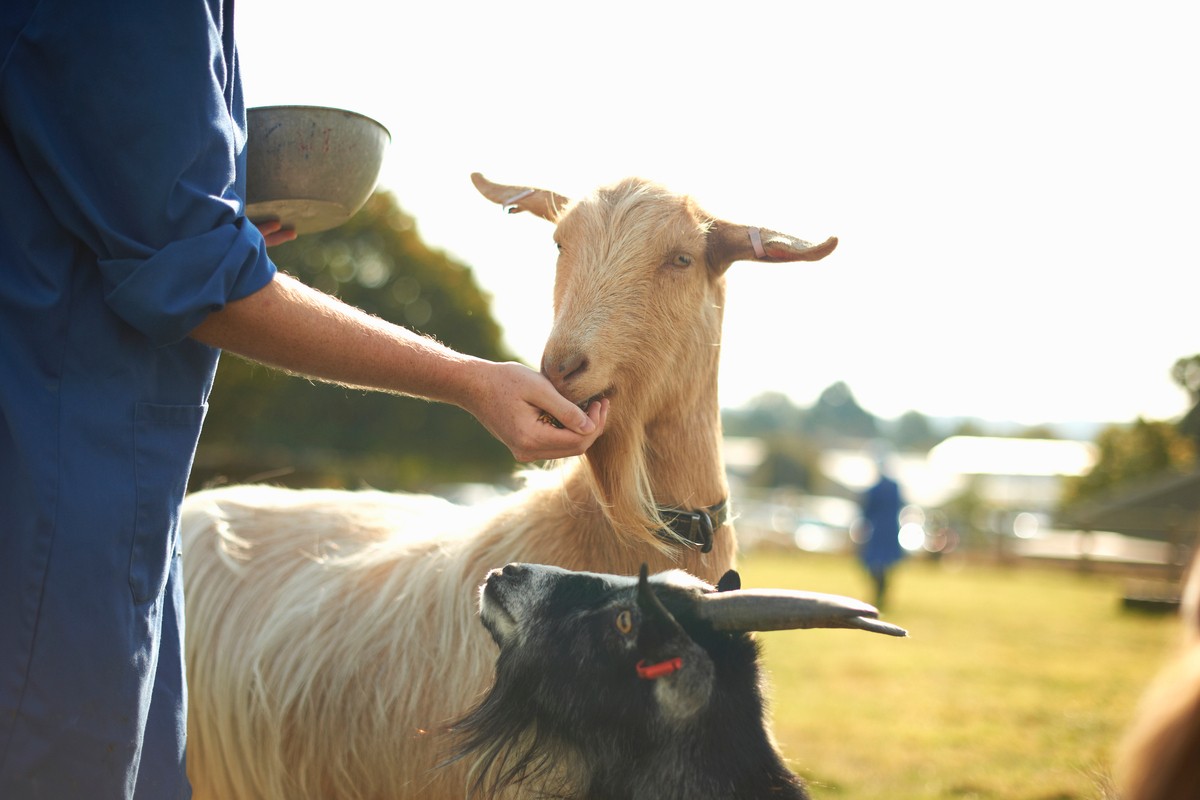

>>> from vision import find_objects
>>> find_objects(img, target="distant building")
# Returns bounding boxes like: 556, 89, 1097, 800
926, 435, 1098, 512
727, 435, 1104, 555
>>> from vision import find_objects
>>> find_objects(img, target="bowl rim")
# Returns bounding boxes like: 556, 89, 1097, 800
247, 104, 392, 143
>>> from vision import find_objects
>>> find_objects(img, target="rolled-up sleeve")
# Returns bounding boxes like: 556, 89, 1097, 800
0, 0, 275, 345
98, 222, 272, 346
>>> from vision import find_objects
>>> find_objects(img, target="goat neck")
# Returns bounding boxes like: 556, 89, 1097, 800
642, 392, 727, 513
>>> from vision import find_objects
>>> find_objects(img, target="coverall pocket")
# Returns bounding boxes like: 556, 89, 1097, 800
130, 402, 207, 605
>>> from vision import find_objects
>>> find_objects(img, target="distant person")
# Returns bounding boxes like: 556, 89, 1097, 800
857, 452, 906, 608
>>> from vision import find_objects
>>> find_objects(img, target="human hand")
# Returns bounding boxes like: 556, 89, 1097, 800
466, 362, 608, 462
254, 219, 297, 247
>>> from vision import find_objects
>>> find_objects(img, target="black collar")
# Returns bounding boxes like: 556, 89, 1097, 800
656, 499, 728, 554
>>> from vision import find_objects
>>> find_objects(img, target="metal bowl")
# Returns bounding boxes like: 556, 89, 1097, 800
244, 105, 390, 235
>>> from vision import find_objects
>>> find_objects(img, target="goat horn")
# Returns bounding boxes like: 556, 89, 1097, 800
697, 589, 907, 637
471, 173, 570, 222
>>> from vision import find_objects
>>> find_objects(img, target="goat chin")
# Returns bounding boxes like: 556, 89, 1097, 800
182, 174, 836, 799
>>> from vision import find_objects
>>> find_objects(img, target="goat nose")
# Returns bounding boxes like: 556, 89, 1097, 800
544, 352, 589, 384
488, 564, 527, 584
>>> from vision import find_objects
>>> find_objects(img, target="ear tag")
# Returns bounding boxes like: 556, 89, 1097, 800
501, 188, 535, 214
748, 226, 767, 259
636, 657, 684, 680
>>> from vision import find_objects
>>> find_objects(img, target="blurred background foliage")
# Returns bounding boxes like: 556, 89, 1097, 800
1059, 417, 1195, 509
191, 191, 518, 491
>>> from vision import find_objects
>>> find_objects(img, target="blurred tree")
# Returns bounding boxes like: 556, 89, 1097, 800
938, 474, 990, 551
803, 381, 878, 440
1015, 424, 1058, 439
1172, 353, 1200, 445
193, 191, 518, 490
888, 409, 942, 451
749, 436, 820, 491
950, 419, 986, 438
721, 391, 806, 437
1059, 417, 1196, 508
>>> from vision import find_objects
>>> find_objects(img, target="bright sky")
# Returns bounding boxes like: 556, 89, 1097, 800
237, 1, 1199, 427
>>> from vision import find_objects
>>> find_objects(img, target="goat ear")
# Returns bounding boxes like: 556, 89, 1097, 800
716, 570, 741, 592
635, 565, 714, 721
471, 172, 570, 222
706, 221, 838, 273
635, 566, 700, 667
635, 564, 687, 653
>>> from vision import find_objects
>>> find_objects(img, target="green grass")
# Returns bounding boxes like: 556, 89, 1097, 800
736, 551, 1180, 800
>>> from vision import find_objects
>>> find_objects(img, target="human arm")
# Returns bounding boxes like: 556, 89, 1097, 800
189, 272, 607, 461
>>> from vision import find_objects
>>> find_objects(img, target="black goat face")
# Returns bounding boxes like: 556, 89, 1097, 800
478, 563, 725, 726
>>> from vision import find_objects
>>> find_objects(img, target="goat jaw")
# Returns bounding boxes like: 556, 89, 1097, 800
697, 588, 907, 638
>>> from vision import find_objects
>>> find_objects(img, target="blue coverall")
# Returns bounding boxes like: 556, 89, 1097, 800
1, 1, 276, 795
860, 474, 905, 573
859, 473, 905, 606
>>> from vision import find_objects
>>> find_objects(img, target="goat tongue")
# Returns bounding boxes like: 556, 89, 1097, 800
697, 589, 907, 638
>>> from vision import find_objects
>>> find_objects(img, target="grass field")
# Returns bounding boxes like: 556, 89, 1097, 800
735, 551, 1182, 800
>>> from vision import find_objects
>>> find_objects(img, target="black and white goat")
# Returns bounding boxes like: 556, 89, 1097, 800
452, 563, 906, 799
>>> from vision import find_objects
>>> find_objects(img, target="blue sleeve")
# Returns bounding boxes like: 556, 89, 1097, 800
0, 0, 275, 345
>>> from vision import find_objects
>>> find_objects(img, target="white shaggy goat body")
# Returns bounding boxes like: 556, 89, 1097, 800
183, 472, 726, 799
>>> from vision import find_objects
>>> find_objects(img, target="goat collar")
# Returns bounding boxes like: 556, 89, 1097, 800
657, 499, 728, 554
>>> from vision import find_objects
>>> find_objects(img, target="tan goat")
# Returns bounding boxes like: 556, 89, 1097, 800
180, 173, 836, 799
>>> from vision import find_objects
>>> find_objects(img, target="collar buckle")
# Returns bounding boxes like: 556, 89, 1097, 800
658, 499, 728, 554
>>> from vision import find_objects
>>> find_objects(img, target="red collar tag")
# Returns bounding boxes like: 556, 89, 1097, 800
636, 657, 684, 680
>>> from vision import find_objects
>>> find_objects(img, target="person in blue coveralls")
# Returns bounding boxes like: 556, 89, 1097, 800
0, 2, 607, 797
857, 449, 906, 609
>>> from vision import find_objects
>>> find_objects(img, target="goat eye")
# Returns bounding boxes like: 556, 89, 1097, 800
555, 242, 563, 252
614, 610, 634, 635
670, 253, 693, 269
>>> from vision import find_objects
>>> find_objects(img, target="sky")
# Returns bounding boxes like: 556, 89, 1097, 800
236, 1, 1199, 429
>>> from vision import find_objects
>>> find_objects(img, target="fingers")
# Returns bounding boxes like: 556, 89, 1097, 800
586, 397, 608, 430
536, 392, 597, 436
253, 219, 297, 247
464, 361, 609, 463
264, 228, 298, 247
510, 398, 608, 463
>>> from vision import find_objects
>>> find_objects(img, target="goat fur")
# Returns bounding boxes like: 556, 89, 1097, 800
181, 175, 834, 798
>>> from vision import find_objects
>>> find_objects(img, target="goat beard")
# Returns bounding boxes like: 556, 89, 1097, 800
581, 429, 677, 554
445, 677, 582, 799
